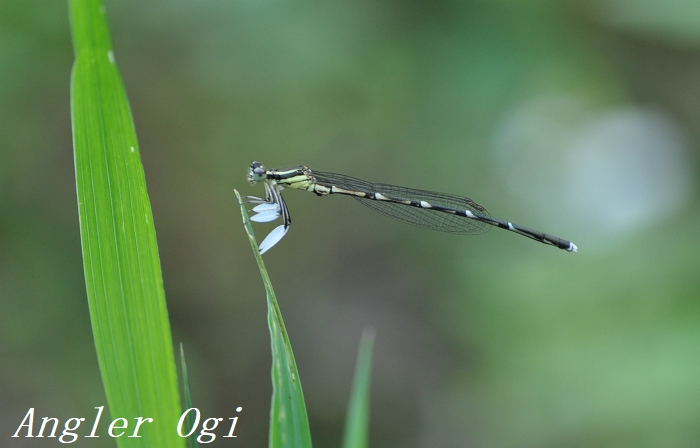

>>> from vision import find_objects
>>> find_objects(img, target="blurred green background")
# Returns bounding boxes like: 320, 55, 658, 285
2, 0, 700, 446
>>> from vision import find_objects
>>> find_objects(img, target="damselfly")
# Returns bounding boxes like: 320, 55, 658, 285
244, 161, 577, 254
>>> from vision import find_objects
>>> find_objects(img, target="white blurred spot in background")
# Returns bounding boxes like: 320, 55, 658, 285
492, 96, 693, 252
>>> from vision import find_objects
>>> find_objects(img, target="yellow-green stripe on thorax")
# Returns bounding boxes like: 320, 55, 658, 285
269, 166, 336, 196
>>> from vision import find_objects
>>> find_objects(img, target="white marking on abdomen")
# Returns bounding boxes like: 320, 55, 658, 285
464, 210, 475, 218
375, 193, 389, 201
420, 200, 430, 208
507, 222, 515, 230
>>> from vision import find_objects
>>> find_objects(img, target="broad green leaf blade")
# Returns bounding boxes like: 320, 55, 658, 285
234, 190, 313, 448
70, 1, 184, 446
341, 328, 375, 448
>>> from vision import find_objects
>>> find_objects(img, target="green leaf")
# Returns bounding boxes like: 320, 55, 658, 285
69, 1, 184, 446
234, 190, 313, 448
179, 344, 198, 448
341, 328, 375, 448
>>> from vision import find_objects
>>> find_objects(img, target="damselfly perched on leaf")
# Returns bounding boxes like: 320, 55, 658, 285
244, 161, 577, 255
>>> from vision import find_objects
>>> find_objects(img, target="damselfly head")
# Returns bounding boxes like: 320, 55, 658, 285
248, 161, 267, 184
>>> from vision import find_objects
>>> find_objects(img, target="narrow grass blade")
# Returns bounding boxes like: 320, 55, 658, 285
234, 190, 313, 448
341, 328, 375, 448
179, 344, 198, 448
70, 1, 184, 446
